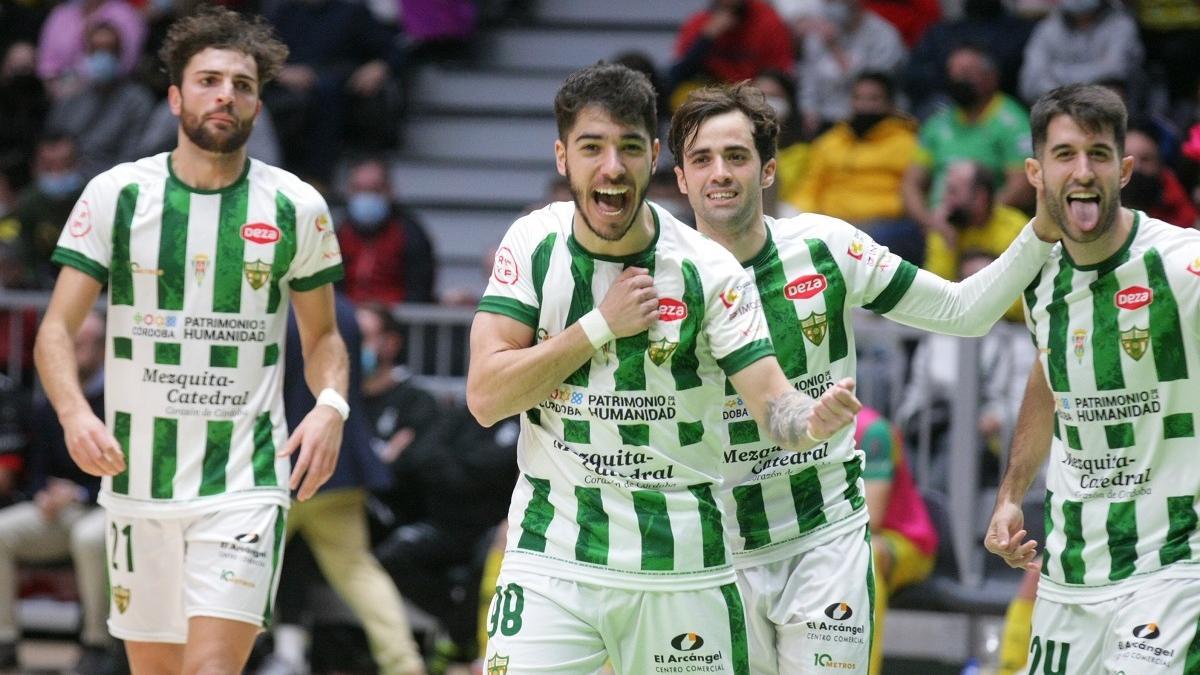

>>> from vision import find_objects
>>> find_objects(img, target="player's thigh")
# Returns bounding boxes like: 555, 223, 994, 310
1103, 577, 1200, 674
1029, 594, 1106, 674
737, 563, 783, 675
182, 504, 287, 629
773, 527, 873, 674
106, 512, 189, 643
604, 582, 749, 675
482, 570, 608, 674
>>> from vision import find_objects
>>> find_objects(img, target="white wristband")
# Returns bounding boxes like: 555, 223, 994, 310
316, 388, 350, 421
578, 308, 615, 350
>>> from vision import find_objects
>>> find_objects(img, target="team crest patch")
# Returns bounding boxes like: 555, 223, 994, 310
244, 259, 272, 290
1072, 328, 1087, 363
801, 312, 827, 346
113, 586, 131, 614
647, 338, 678, 365
1120, 326, 1149, 361
192, 253, 209, 286
486, 654, 509, 675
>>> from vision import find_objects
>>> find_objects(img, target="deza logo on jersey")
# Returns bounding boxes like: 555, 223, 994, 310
241, 222, 280, 245
785, 274, 827, 300
658, 298, 688, 322
1115, 285, 1153, 310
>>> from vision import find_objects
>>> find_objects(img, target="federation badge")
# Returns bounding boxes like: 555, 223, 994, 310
244, 259, 272, 290
719, 287, 740, 308
1072, 328, 1087, 363
192, 253, 209, 286
486, 654, 509, 675
800, 312, 828, 346
113, 586, 131, 614
315, 213, 330, 232
647, 338, 678, 366
847, 239, 864, 260
1120, 326, 1149, 361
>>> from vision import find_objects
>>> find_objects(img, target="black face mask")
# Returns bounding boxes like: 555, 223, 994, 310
848, 112, 887, 137
963, 0, 1004, 18
946, 79, 981, 108
1120, 171, 1163, 211
946, 205, 973, 229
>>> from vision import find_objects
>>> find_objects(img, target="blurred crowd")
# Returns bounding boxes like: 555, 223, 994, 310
0, 0, 1198, 672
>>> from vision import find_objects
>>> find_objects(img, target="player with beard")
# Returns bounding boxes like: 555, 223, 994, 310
986, 84, 1200, 673
469, 63, 861, 674
33, 7, 348, 674
667, 82, 1060, 674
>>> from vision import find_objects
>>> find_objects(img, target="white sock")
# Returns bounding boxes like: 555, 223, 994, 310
273, 624, 309, 663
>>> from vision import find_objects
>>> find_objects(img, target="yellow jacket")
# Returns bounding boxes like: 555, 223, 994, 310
786, 116, 917, 222
925, 203, 1029, 322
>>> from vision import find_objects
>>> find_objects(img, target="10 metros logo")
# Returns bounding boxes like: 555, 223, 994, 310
651, 631, 725, 670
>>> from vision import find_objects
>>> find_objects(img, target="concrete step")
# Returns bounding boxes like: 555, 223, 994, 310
480, 27, 678, 73
531, 0, 701, 29
390, 160, 550, 210
403, 115, 559, 163
411, 67, 563, 115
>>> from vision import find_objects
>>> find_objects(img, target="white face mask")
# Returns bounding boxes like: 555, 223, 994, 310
764, 95, 791, 122
1059, 0, 1102, 14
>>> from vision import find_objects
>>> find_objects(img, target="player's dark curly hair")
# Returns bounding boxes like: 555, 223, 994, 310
668, 82, 779, 167
554, 63, 657, 141
159, 5, 288, 91
1030, 84, 1127, 157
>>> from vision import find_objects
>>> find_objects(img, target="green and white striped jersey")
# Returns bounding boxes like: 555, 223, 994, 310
721, 214, 1053, 568
1024, 213, 1200, 603
478, 201, 774, 591
52, 153, 344, 518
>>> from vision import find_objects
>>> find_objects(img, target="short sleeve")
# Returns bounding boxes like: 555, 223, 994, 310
705, 265, 774, 377
860, 418, 896, 481
286, 187, 343, 292
50, 173, 120, 283
476, 216, 546, 329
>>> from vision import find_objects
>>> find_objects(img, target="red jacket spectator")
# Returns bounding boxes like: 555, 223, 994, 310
672, 0, 794, 85
864, 0, 941, 47
1150, 168, 1198, 228
337, 209, 435, 306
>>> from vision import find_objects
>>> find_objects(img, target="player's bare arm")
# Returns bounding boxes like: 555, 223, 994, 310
34, 267, 125, 477
729, 358, 861, 450
468, 266, 658, 426
985, 361, 1054, 569
281, 283, 348, 501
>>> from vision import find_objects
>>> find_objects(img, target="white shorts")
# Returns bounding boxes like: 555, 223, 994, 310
105, 503, 287, 643
482, 566, 749, 674
1030, 576, 1200, 674
735, 526, 874, 675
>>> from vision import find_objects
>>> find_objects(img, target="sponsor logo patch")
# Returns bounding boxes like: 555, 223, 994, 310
847, 239, 864, 260
658, 298, 687, 322
1115, 285, 1152, 310
1188, 257, 1200, 277
241, 222, 280, 245
814, 653, 857, 669
670, 632, 704, 651
1133, 623, 1161, 640
785, 274, 827, 300
69, 199, 92, 237
234, 532, 261, 544
824, 602, 853, 621
315, 214, 330, 232
719, 287, 740, 308
492, 247, 518, 285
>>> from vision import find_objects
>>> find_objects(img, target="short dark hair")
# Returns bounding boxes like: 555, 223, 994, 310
668, 82, 780, 167
965, 160, 996, 203
554, 63, 657, 141
159, 5, 288, 91
854, 71, 896, 103
1030, 83, 1127, 157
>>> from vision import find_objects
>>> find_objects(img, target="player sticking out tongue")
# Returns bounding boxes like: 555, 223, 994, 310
1066, 190, 1101, 230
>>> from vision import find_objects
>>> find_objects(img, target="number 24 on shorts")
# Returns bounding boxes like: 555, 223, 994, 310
487, 583, 525, 637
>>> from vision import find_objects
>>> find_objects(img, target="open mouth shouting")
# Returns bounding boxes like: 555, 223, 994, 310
593, 185, 631, 217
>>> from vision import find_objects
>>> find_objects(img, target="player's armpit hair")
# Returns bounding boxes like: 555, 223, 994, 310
766, 390, 816, 449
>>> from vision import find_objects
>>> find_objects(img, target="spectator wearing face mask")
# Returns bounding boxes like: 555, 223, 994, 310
35, 0, 146, 99
902, 44, 1033, 251
336, 157, 435, 305
1122, 124, 1198, 228
788, 71, 923, 261
45, 22, 154, 180
1018, 0, 1143, 105
10, 134, 86, 287
794, 0, 907, 135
